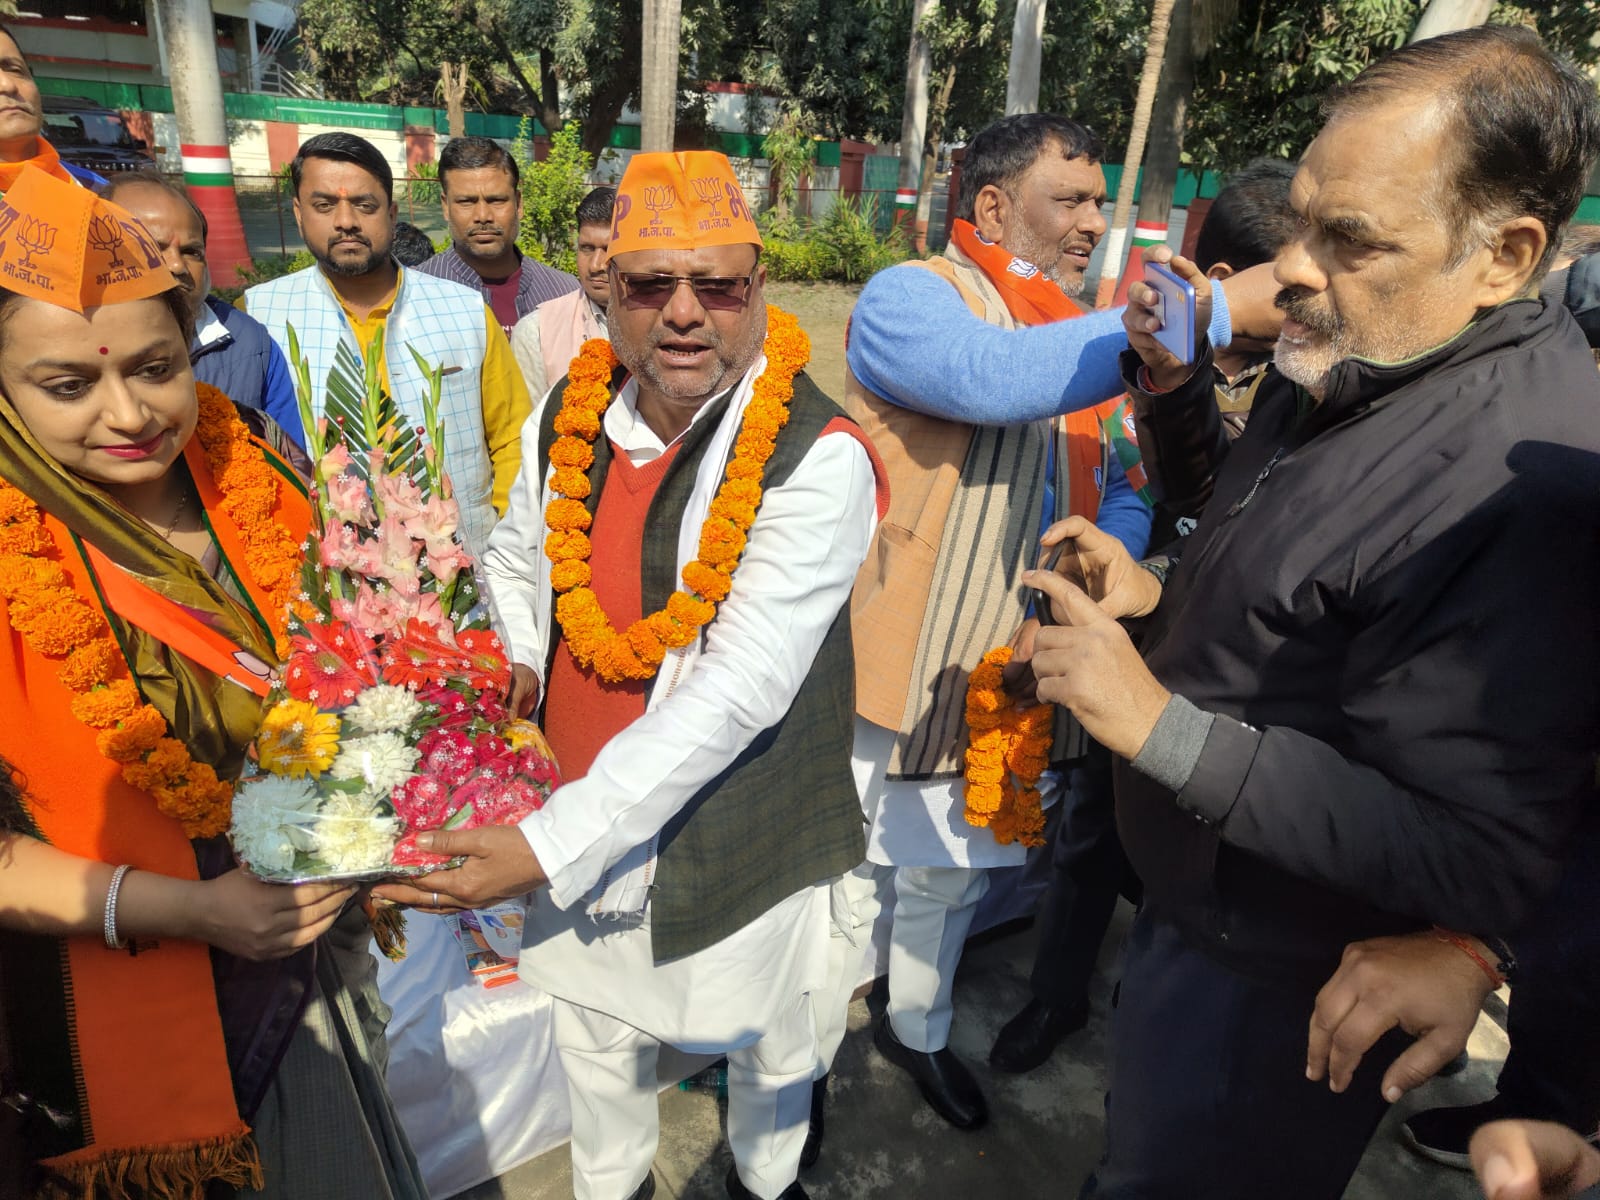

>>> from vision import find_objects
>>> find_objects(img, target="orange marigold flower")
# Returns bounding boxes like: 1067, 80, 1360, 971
697, 518, 747, 568
144, 738, 192, 778
0, 487, 37, 524
546, 498, 593, 532
552, 407, 602, 439
665, 591, 715, 628
719, 479, 762, 508
544, 530, 592, 562
625, 622, 667, 666
681, 561, 732, 602
549, 436, 595, 471
551, 468, 592, 499
15, 595, 106, 656
550, 560, 593, 592
0, 523, 51, 555
708, 496, 758, 528
71, 679, 141, 728
96, 705, 168, 761
58, 638, 119, 691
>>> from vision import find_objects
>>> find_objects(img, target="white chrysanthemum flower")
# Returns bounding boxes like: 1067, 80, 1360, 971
344, 684, 426, 735
310, 792, 399, 873
328, 731, 421, 795
230, 774, 321, 874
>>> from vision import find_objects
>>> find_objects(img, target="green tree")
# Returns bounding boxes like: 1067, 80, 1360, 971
513, 122, 593, 272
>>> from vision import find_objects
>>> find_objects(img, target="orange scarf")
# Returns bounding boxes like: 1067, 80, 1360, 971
949, 219, 1121, 522
0, 137, 75, 193
0, 419, 309, 1197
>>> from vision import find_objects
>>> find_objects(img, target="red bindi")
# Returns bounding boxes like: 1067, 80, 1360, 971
98, 346, 109, 355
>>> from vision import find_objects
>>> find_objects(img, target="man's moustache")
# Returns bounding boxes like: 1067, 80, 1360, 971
1276, 287, 1339, 335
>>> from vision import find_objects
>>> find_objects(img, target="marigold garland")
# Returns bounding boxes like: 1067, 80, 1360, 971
0, 387, 295, 839
962, 646, 1051, 847
545, 307, 810, 682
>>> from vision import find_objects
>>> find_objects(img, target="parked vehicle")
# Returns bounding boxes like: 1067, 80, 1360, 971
42, 95, 157, 176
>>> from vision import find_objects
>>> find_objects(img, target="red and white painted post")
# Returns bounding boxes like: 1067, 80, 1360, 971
155, 0, 252, 287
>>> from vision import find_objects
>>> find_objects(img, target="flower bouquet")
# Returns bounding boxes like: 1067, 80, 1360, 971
228, 328, 559, 884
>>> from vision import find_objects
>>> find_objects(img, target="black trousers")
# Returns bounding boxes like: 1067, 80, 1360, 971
1082, 910, 1406, 1200
1029, 745, 1141, 1008
1497, 813, 1600, 1133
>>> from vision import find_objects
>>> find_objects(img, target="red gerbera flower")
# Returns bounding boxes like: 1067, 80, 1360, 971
283, 619, 379, 705
457, 629, 511, 691
380, 619, 469, 688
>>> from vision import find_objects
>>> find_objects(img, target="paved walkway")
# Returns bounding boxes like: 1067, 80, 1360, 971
459, 903, 1503, 1199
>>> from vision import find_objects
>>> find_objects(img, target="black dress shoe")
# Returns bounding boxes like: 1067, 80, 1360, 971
873, 1015, 988, 1130
726, 1162, 809, 1198
625, 1173, 656, 1200
800, 1072, 827, 1169
989, 997, 1089, 1073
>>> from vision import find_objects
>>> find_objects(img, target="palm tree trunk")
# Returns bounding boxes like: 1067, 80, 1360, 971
1136, 0, 1193, 247
441, 62, 468, 138
1095, 0, 1178, 309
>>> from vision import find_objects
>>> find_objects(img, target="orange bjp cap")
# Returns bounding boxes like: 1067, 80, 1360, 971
609, 151, 763, 258
0, 164, 176, 312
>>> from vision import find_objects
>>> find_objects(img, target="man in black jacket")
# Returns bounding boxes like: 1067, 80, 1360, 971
1022, 26, 1600, 1200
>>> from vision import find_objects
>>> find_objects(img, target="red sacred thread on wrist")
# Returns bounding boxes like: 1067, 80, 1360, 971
1432, 926, 1506, 988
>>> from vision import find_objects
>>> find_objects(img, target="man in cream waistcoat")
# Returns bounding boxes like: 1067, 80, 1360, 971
245, 131, 532, 556
375, 151, 886, 1200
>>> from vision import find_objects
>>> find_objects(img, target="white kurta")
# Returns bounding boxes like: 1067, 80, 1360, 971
481, 363, 878, 1045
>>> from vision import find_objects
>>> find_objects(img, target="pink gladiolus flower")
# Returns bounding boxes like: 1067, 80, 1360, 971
352, 581, 408, 640
402, 495, 461, 552
424, 544, 473, 589
322, 523, 384, 579
375, 518, 423, 597
320, 444, 353, 476
374, 464, 427, 524
323, 469, 373, 525
412, 590, 453, 641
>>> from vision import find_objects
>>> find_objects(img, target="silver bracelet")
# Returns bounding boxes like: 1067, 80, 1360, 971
103, 864, 132, 951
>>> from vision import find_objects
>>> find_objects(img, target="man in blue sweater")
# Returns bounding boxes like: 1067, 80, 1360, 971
100, 172, 298, 431
808, 113, 1236, 1152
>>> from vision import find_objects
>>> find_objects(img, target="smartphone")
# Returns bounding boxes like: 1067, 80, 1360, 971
1032, 541, 1067, 626
1143, 261, 1197, 365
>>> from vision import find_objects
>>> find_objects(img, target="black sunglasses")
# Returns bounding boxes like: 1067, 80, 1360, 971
615, 270, 757, 311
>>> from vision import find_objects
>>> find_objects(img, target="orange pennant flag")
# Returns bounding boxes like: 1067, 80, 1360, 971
609, 151, 763, 257
0, 164, 176, 312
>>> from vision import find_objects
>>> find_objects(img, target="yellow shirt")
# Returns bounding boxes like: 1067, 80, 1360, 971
287, 267, 533, 515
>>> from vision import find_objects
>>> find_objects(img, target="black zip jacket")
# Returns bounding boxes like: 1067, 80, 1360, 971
1114, 297, 1600, 988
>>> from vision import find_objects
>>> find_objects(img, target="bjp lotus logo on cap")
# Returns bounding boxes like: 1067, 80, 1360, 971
691, 176, 724, 217
88, 213, 127, 268
644, 184, 675, 226
16, 215, 56, 271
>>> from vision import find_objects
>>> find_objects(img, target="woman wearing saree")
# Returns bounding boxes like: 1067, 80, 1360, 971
0, 166, 427, 1199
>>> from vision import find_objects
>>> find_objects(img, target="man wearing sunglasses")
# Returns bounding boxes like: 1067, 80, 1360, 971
410, 151, 886, 1200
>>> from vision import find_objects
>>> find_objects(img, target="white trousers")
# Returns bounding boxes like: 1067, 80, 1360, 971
811, 861, 885, 1076
553, 992, 816, 1200
885, 864, 990, 1052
